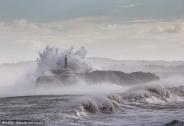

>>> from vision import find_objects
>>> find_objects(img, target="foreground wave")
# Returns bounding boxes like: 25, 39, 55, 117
62, 84, 184, 120
0, 84, 184, 126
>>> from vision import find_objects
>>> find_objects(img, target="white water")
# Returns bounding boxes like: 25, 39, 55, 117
0, 47, 184, 126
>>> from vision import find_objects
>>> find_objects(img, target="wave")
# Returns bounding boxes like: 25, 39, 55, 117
65, 85, 184, 118
122, 85, 184, 104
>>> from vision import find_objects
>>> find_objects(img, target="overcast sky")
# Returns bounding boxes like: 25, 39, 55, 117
0, 0, 184, 63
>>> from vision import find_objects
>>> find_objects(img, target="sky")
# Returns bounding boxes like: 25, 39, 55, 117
0, 0, 184, 63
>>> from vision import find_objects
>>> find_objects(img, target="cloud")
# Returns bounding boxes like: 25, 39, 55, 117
0, 17, 184, 63
121, 3, 143, 9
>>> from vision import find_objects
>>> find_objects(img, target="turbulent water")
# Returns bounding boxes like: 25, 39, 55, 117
0, 77, 184, 126
1, 49, 184, 126
0, 90, 184, 126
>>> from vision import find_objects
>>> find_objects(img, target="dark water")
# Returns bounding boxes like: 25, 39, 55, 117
0, 95, 184, 126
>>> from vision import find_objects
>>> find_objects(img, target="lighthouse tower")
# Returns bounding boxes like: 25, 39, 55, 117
65, 54, 67, 68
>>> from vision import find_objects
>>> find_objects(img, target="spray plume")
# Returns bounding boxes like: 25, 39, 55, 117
37, 46, 92, 74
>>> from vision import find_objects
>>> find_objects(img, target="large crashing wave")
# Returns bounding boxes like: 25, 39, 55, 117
66, 85, 184, 117
37, 46, 92, 74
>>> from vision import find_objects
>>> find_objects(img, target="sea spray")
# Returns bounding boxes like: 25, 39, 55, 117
37, 46, 92, 74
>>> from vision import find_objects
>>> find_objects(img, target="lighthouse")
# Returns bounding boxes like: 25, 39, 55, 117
65, 54, 68, 68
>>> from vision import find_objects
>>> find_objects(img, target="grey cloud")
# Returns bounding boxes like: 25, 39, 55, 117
0, 18, 184, 63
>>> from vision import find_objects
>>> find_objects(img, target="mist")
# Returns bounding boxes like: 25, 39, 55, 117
0, 47, 126, 97
0, 46, 184, 99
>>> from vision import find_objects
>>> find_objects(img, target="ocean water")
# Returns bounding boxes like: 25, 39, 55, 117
1, 57, 184, 126
0, 88, 184, 126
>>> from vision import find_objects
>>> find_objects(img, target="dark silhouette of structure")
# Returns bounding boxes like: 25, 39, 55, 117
65, 55, 67, 68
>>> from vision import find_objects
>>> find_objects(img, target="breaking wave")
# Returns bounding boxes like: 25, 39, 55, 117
64, 84, 184, 118
37, 46, 92, 74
